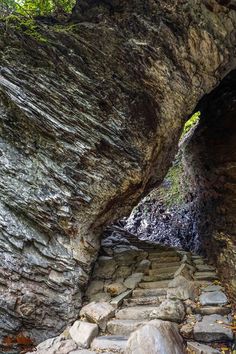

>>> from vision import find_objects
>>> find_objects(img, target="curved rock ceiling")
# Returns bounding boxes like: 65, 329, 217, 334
0, 0, 236, 345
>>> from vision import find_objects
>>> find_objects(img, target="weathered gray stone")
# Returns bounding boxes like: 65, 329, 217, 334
194, 272, 218, 281
123, 296, 165, 307
193, 314, 233, 342
151, 256, 180, 265
116, 306, 158, 320
196, 264, 216, 272
142, 273, 174, 281
187, 341, 221, 354
107, 319, 147, 336
91, 335, 128, 353
138, 280, 170, 289
69, 321, 98, 349
124, 273, 143, 289
149, 266, 179, 276
125, 320, 185, 354
150, 299, 185, 323
27, 337, 77, 354
199, 291, 228, 306
167, 278, 197, 301
202, 285, 222, 292
80, 302, 115, 330
194, 306, 231, 316
132, 288, 167, 298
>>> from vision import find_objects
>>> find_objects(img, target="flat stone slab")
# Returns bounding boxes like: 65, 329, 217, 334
196, 264, 216, 272
194, 272, 218, 281
187, 341, 221, 353
91, 335, 128, 353
138, 280, 170, 289
151, 261, 181, 270
202, 285, 222, 292
194, 306, 231, 316
142, 273, 174, 282
193, 259, 205, 265
123, 296, 165, 307
149, 266, 179, 275
150, 256, 180, 264
199, 291, 228, 306
116, 306, 158, 320
107, 319, 147, 335
132, 288, 167, 298
193, 314, 233, 343
148, 251, 179, 259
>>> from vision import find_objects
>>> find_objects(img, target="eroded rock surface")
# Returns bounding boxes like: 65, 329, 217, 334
0, 0, 236, 349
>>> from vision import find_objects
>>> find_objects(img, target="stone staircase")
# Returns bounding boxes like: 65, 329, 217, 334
28, 237, 235, 354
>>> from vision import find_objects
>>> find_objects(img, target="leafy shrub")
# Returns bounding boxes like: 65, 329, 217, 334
0, 0, 76, 18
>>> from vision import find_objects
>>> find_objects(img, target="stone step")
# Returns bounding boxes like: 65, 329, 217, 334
107, 319, 147, 336
194, 272, 218, 281
149, 255, 180, 263
151, 261, 181, 270
132, 288, 167, 298
148, 267, 178, 276
194, 306, 231, 316
142, 273, 174, 282
91, 335, 128, 353
196, 264, 216, 272
199, 291, 228, 306
148, 251, 180, 261
138, 280, 170, 289
123, 295, 166, 307
192, 258, 205, 265
193, 314, 233, 343
187, 341, 221, 354
115, 306, 157, 320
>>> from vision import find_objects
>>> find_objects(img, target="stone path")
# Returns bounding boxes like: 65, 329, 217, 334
27, 236, 234, 354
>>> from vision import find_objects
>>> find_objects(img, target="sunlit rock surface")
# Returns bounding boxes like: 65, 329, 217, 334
0, 0, 236, 348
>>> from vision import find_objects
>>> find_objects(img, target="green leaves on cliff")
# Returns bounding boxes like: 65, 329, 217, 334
1, 0, 76, 17
182, 111, 201, 138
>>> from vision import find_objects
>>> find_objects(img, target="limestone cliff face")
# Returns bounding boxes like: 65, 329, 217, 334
0, 0, 236, 346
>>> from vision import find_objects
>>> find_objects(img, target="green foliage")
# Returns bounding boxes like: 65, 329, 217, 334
2, 14, 48, 42
181, 111, 201, 138
0, 0, 76, 18
157, 160, 184, 207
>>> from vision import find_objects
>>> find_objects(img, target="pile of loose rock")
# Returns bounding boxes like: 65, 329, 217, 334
27, 236, 234, 354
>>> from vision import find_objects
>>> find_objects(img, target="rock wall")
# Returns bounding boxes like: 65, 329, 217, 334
0, 0, 236, 348
183, 69, 236, 303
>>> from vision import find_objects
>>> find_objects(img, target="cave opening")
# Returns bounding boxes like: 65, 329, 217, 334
102, 69, 236, 297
